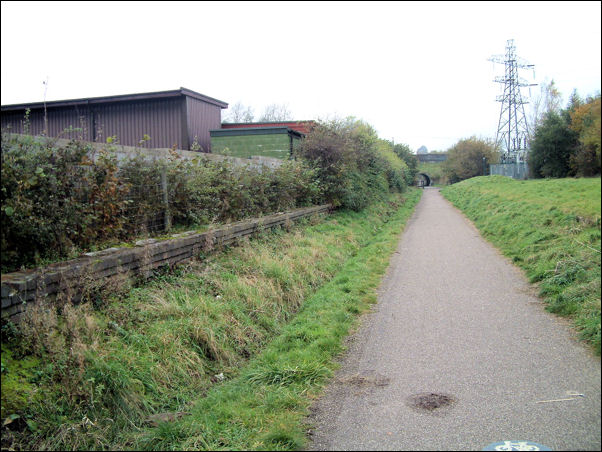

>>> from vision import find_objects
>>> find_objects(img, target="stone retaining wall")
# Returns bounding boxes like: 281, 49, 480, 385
1, 204, 331, 322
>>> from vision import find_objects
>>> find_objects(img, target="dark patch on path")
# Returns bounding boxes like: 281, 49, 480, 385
407, 392, 456, 413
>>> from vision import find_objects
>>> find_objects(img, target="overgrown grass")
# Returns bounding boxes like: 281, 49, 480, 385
441, 176, 601, 354
1, 189, 422, 451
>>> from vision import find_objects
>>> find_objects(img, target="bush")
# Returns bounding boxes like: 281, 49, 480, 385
294, 118, 408, 210
1, 117, 408, 272
528, 111, 580, 178
1, 135, 129, 272
393, 142, 419, 183
528, 92, 600, 178
569, 94, 601, 177
0, 134, 323, 273
442, 136, 499, 184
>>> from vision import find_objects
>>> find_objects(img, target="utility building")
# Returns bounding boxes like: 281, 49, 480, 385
211, 121, 315, 159
1, 87, 228, 152
210, 126, 303, 159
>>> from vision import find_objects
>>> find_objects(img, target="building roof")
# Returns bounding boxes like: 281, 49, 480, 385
210, 126, 303, 138
221, 120, 316, 134
1, 87, 228, 111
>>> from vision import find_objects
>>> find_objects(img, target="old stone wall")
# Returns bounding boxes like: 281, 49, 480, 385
1, 204, 330, 322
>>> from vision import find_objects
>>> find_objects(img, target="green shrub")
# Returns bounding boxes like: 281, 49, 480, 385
2, 117, 409, 271
294, 118, 408, 210
0, 134, 322, 272
442, 136, 499, 184
1, 135, 129, 272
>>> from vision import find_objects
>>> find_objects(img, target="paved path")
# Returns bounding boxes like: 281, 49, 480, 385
307, 188, 601, 451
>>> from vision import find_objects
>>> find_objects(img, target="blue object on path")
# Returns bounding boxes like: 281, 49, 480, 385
483, 441, 552, 451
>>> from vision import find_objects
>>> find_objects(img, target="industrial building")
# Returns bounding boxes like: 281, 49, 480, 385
1, 87, 228, 152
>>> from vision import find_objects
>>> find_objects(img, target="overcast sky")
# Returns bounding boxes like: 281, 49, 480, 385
1, 1, 600, 152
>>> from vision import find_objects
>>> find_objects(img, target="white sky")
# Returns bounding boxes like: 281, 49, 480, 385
1, 1, 600, 152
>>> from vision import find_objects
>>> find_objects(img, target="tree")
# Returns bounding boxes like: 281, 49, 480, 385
294, 117, 408, 209
569, 93, 601, 176
258, 103, 293, 122
528, 111, 579, 178
567, 89, 583, 112
222, 101, 254, 123
393, 143, 418, 181
442, 137, 499, 183
528, 79, 563, 137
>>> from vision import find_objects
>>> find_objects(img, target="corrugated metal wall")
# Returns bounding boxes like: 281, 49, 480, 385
186, 97, 222, 152
2, 93, 225, 151
92, 98, 183, 149
1, 107, 92, 141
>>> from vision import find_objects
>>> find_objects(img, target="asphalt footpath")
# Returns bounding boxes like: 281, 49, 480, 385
306, 187, 601, 451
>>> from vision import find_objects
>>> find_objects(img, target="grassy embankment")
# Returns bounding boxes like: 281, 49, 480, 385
441, 176, 601, 354
1, 189, 422, 451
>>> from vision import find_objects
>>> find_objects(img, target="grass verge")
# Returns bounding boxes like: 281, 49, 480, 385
441, 176, 601, 354
1, 189, 422, 450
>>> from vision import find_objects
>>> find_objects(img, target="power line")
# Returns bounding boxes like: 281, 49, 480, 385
489, 39, 537, 163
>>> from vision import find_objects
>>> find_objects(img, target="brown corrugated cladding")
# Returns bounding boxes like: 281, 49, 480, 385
2, 88, 228, 150
1, 105, 93, 141
186, 96, 223, 152
1, 97, 183, 148
92, 98, 183, 148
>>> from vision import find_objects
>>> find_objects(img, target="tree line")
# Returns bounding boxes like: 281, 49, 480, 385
422, 81, 601, 184
222, 101, 294, 123
528, 87, 601, 178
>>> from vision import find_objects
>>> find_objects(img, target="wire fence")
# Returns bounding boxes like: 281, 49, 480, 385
120, 165, 171, 235
490, 162, 529, 180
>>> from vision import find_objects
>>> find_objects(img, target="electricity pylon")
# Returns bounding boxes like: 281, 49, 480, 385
489, 39, 536, 163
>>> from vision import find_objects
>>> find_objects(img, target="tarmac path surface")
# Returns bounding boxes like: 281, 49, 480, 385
306, 187, 601, 451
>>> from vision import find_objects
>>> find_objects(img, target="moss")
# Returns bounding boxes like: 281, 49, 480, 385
1, 346, 42, 419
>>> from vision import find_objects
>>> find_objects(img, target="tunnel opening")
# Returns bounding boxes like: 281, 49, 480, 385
417, 173, 431, 187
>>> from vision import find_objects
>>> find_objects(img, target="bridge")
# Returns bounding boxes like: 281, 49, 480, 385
416, 152, 447, 163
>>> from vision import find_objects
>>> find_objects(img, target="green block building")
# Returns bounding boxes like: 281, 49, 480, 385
210, 127, 303, 159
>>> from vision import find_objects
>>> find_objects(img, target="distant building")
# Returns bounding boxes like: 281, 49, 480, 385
1, 87, 228, 152
417, 145, 429, 154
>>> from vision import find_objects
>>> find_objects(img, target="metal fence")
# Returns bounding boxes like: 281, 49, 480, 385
120, 166, 171, 234
489, 162, 529, 180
